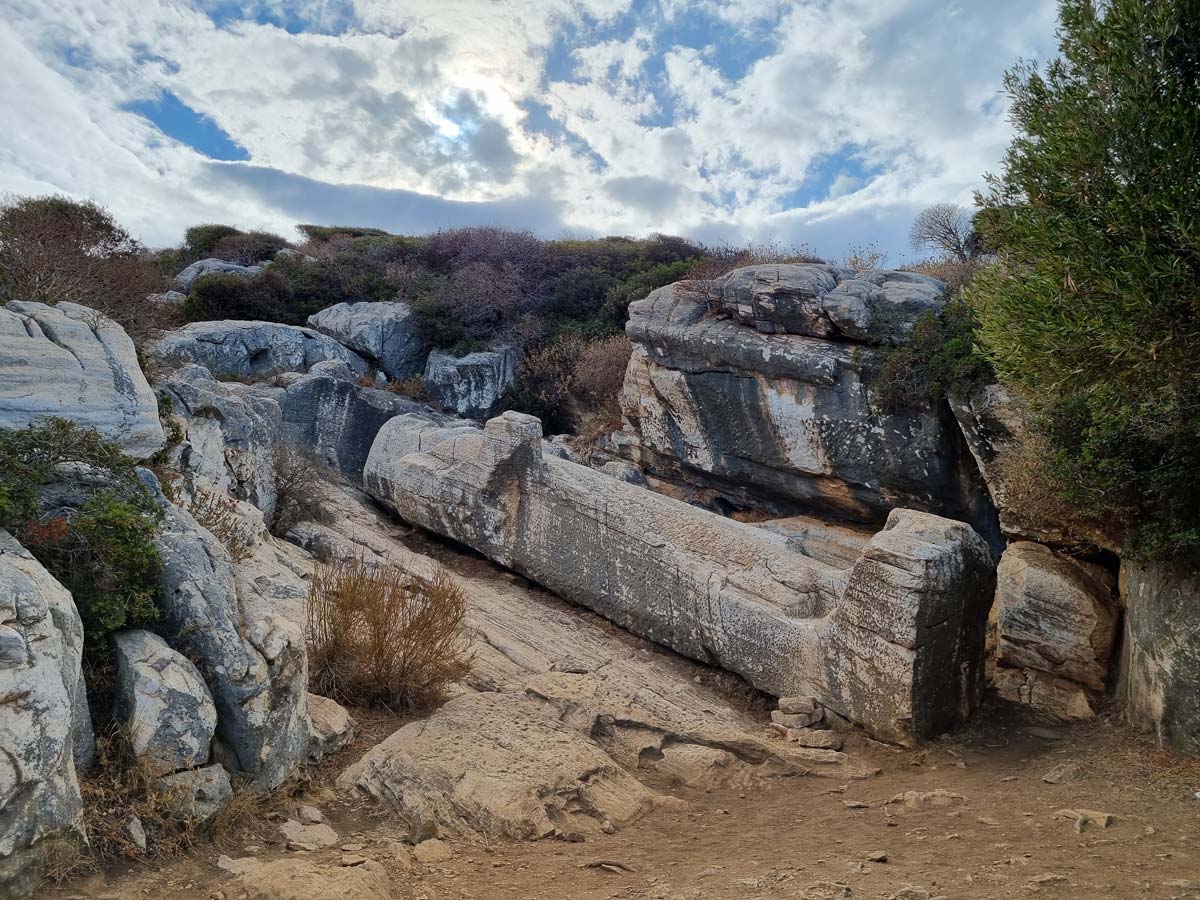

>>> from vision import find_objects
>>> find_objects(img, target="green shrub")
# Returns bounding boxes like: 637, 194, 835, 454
297, 224, 390, 241
184, 224, 242, 256
865, 299, 993, 409
181, 270, 292, 323
969, 0, 1200, 564
0, 419, 163, 648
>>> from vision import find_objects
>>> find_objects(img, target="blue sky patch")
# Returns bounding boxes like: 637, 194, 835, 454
123, 91, 250, 161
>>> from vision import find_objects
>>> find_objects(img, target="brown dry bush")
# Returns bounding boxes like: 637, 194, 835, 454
571, 335, 633, 443
186, 487, 256, 560
269, 443, 335, 537
307, 557, 471, 713
69, 726, 204, 875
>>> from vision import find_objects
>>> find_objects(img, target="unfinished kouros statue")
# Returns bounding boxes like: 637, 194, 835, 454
364, 411, 994, 743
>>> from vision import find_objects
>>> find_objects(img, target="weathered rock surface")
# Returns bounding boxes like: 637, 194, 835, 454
222, 857, 397, 900
620, 281, 977, 523
423, 346, 516, 419
141, 471, 310, 790
0, 301, 165, 458
364, 411, 994, 743
340, 691, 662, 841
112, 629, 217, 772
992, 543, 1117, 719
1120, 560, 1200, 755
307, 693, 356, 762
152, 320, 370, 380
712, 264, 946, 342
0, 530, 85, 899
174, 258, 262, 293
155, 764, 233, 825
307, 301, 430, 379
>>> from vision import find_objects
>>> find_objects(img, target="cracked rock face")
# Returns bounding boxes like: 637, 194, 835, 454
619, 278, 968, 523
0, 530, 86, 899
423, 347, 517, 419
113, 629, 217, 772
141, 471, 310, 791
1120, 560, 1200, 755
992, 542, 1117, 720
173, 258, 262, 293
0, 301, 165, 459
152, 320, 370, 381
364, 411, 994, 743
307, 301, 430, 380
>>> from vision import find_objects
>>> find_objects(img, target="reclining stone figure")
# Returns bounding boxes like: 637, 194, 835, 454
364, 411, 995, 744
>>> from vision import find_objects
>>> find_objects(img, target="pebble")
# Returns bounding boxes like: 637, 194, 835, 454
1042, 764, 1080, 785
297, 805, 325, 824
413, 838, 453, 864
865, 850, 888, 862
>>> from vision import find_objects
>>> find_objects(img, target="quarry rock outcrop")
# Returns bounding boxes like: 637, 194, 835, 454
152, 320, 370, 381
307, 301, 430, 379
1120, 560, 1200, 755
423, 346, 517, 419
0, 530, 86, 899
112, 629, 218, 772
174, 258, 262, 293
142, 471, 310, 790
619, 276, 976, 524
364, 411, 994, 743
713, 263, 946, 342
0, 301, 165, 458
992, 543, 1118, 720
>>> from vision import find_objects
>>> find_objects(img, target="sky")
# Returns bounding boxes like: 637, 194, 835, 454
0, 0, 1060, 262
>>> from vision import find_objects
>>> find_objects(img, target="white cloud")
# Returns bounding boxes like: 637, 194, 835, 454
0, 0, 1060, 256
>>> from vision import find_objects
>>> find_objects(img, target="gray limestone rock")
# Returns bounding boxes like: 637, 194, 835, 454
174, 258, 262, 293
112, 629, 217, 772
155, 765, 233, 825
620, 283, 968, 522
307, 302, 430, 379
423, 347, 517, 419
140, 471, 310, 790
151, 320, 370, 381
0, 301, 165, 459
0, 530, 86, 899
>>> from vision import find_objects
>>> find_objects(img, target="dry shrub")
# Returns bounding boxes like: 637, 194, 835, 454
382, 374, 429, 401
186, 487, 256, 560
307, 557, 471, 712
907, 256, 985, 295
75, 726, 203, 871
269, 443, 334, 537
571, 335, 633, 443
843, 242, 887, 272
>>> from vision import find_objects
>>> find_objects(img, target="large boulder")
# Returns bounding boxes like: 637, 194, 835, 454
112, 629, 217, 772
364, 411, 995, 743
423, 347, 516, 419
620, 281, 977, 524
0, 301, 165, 459
140, 471, 310, 790
307, 302, 430, 379
714, 264, 946, 341
0, 530, 86, 899
174, 258, 262, 293
992, 543, 1118, 720
1119, 560, 1200, 755
152, 321, 370, 381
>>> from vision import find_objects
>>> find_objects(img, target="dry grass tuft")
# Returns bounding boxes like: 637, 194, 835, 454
73, 727, 203, 872
308, 556, 472, 713
186, 487, 256, 560
270, 443, 336, 537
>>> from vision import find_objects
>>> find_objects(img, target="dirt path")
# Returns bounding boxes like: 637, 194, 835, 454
46, 710, 1200, 900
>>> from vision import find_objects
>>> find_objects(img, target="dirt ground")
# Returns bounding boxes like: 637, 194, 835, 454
44, 701, 1200, 900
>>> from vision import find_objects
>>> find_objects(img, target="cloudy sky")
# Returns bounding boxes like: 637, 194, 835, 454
0, 0, 1059, 260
